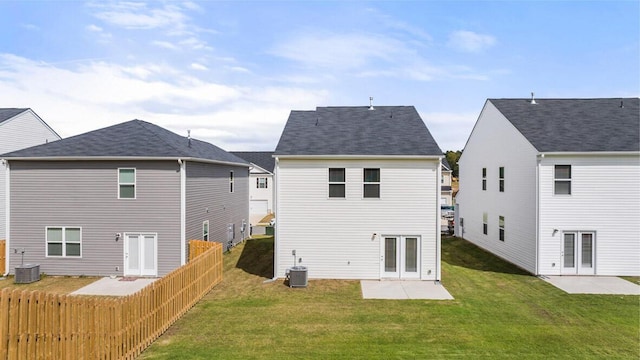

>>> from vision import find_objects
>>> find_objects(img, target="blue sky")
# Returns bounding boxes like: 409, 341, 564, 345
1, 1, 638, 151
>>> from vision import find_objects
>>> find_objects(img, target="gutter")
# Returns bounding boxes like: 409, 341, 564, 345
273, 155, 443, 160
3, 160, 9, 276
0, 156, 250, 168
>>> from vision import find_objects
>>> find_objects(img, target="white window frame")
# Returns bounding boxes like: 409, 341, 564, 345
203, 220, 209, 241
482, 212, 488, 235
118, 168, 136, 199
499, 167, 504, 192
328, 168, 346, 198
482, 167, 487, 191
257, 177, 268, 189
499, 216, 505, 241
229, 171, 234, 193
363, 168, 380, 199
46, 226, 82, 258
554, 165, 572, 195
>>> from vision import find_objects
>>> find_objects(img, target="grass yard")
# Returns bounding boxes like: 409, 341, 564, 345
0, 274, 98, 294
140, 235, 639, 359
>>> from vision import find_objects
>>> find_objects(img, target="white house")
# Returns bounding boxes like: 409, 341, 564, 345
441, 159, 453, 206
456, 97, 639, 276
273, 106, 443, 280
231, 151, 275, 225
0, 108, 60, 240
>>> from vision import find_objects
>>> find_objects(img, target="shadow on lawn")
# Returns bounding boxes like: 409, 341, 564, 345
236, 237, 274, 279
442, 236, 530, 275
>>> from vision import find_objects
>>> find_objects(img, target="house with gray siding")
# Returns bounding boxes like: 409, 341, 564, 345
1, 120, 249, 277
456, 97, 639, 276
274, 106, 443, 281
0, 108, 61, 241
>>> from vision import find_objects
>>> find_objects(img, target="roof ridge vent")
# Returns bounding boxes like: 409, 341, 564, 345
530, 92, 537, 105
369, 96, 375, 110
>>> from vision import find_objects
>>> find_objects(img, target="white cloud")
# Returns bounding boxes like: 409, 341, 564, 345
152, 40, 179, 50
190, 63, 208, 71
86, 24, 103, 32
447, 30, 496, 53
90, 2, 188, 30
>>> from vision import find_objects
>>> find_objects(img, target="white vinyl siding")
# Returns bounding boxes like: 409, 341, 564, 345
538, 155, 640, 276
276, 158, 439, 280
457, 101, 538, 273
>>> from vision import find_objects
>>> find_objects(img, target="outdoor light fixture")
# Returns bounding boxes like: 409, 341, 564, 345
115, 233, 121, 241
552, 229, 558, 236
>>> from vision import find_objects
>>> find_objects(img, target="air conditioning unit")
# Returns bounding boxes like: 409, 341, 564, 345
288, 266, 308, 288
15, 264, 40, 284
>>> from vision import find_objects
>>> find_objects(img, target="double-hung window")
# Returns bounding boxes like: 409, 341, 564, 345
554, 165, 571, 195
499, 167, 505, 192
118, 168, 136, 199
482, 168, 487, 191
203, 220, 209, 241
499, 216, 505, 241
46, 227, 81, 257
257, 177, 268, 189
483, 212, 488, 235
328, 168, 346, 198
363, 168, 380, 198
229, 171, 234, 193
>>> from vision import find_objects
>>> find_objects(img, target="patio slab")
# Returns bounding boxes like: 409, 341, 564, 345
361, 280, 454, 300
71, 276, 158, 296
540, 276, 640, 295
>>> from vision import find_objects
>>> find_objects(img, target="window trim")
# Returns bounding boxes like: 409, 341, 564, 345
203, 220, 209, 241
554, 165, 572, 195
257, 177, 268, 189
229, 171, 234, 193
499, 167, 504, 192
328, 168, 346, 198
118, 168, 136, 199
482, 167, 487, 191
363, 168, 380, 199
482, 212, 488, 235
46, 226, 82, 258
499, 216, 505, 241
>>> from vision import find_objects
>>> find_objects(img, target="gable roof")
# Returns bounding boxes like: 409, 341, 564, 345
0, 108, 28, 124
442, 157, 452, 171
1, 119, 248, 166
274, 106, 442, 156
231, 151, 275, 173
489, 98, 640, 152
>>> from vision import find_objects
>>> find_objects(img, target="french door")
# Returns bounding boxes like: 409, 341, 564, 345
124, 233, 158, 276
562, 232, 595, 275
382, 236, 421, 279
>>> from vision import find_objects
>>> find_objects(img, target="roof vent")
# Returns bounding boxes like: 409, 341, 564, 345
369, 96, 375, 110
620, 100, 624, 108
187, 130, 192, 147
530, 92, 537, 105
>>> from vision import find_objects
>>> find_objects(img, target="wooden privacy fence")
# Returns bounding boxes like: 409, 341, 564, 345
0, 240, 223, 360
0, 240, 5, 275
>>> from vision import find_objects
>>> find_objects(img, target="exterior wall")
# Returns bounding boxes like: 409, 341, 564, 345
457, 101, 538, 273
538, 154, 640, 276
8, 160, 181, 276
248, 171, 274, 224
185, 161, 249, 250
1, 110, 60, 241
275, 158, 439, 280
441, 169, 453, 205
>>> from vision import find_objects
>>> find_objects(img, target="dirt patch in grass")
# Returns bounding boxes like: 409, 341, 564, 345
0, 274, 99, 294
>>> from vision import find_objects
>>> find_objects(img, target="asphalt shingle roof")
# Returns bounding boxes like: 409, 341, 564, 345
274, 106, 442, 156
231, 151, 275, 173
490, 98, 640, 152
1, 119, 248, 165
0, 108, 28, 124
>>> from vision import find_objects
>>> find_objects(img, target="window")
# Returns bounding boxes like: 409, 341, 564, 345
46, 227, 81, 257
482, 167, 486, 190
118, 168, 136, 199
328, 168, 345, 198
499, 167, 504, 192
499, 216, 505, 241
363, 168, 380, 198
554, 165, 571, 195
203, 220, 209, 241
257, 177, 268, 189
483, 212, 488, 235
229, 171, 234, 193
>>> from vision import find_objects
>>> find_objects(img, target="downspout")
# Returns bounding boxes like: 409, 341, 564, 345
535, 154, 542, 275
3, 160, 9, 276
179, 159, 186, 266
436, 157, 442, 282
264, 156, 279, 283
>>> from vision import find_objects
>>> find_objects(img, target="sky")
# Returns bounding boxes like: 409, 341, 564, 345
1, 1, 638, 152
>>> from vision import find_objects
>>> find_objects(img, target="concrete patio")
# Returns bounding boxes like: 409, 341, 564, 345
71, 276, 158, 296
361, 280, 454, 300
540, 276, 640, 295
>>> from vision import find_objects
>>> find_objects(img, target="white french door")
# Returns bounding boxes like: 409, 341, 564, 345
124, 233, 158, 276
381, 236, 421, 279
561, 232, 595, 275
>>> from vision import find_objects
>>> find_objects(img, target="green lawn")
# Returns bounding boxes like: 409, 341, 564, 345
139, 236, 639, 359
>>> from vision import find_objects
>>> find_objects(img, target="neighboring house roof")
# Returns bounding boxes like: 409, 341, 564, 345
0, 108, 29, 124
442, 158, 452, 171
1, 119, 249, 165
489, 98, 640, 152
274, 106, 442, 156
231, 151, 275, 173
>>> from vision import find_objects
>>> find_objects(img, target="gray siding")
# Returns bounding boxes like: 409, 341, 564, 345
185, 161, 249, 251
8, 160, 181, 276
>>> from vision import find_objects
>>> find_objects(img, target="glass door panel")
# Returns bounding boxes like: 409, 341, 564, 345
384, 237, 398, 275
